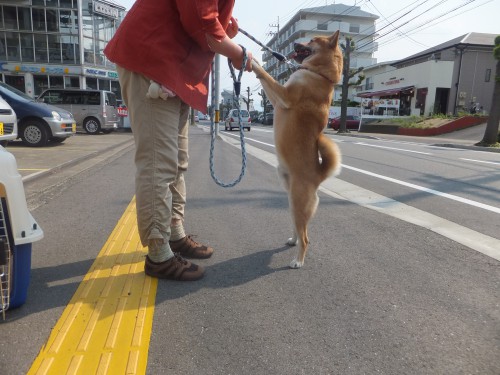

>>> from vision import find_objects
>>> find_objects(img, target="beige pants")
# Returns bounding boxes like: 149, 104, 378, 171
117, 66, 189, 246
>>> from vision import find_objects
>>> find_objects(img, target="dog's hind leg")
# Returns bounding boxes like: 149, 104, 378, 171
288, 181, 319, 269
277, 165, 299, 246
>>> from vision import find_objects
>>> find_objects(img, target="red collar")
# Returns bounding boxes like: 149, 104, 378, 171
297, 66, 336, 84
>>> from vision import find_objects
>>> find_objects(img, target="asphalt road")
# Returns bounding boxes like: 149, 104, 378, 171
0, 125, 499, 374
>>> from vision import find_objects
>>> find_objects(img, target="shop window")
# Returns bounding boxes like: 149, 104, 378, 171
5, 75, 25, 92
34, 75, 49, 97
64, 76, 79, 88
0, 8, 3, 29
50, 76, 64, 89
3, 6, 18, 30
86, 77, 98, 90
32, 0, 45, 5
98, 79, 110, 91
18, 7, 32, 31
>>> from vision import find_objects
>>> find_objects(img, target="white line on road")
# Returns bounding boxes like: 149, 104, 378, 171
460, 158, 500, 166
220, 133, 500, 262
342, 165, 500, 214
354, 142, 433, 155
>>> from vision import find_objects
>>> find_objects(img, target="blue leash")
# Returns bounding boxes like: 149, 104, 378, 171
209, 47, 248, 188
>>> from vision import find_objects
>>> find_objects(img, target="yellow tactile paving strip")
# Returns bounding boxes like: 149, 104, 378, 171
28, 197, 157, 375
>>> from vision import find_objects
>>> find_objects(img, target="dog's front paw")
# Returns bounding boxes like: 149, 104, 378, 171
289, 258, 304, 269
287, 236, 298, 246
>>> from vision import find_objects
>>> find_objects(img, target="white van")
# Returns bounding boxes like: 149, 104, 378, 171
37, 89, 119, 135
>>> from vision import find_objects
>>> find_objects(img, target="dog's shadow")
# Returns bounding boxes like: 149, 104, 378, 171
155, 245, 291, 301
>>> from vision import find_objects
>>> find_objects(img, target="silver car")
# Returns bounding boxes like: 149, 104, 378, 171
224, 109, 251, 131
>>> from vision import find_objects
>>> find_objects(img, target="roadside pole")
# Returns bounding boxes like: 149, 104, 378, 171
214, 54, 220, 136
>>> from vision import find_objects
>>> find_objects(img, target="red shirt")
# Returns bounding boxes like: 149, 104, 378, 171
104, 0, 235, 112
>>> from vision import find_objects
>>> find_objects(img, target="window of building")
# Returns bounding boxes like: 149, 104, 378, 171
18, 7, 32, 31
60, 0, 75, 9
32, 0, 46, 5
5, 31, 20, 60
49, 75, 64, 88
87, 77, 98, 89
317, 23, 328, 31
45, 0, 59, 8
34, 75, 49, 96
3, 6, 18, 30
46, 8, 58, 31
0, 32, 6, 60
33, 8, 46, 31
349, 24, 360, 33
5, 75, 25, 92
48, 34, 61, 63
20, 33, 34, 62
34, 33, 48, 62
64, 76, 79, 88
485, 69, 491, 82
98, 79, 110, 91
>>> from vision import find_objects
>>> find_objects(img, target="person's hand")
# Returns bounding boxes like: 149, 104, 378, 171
226, 17, 239, 39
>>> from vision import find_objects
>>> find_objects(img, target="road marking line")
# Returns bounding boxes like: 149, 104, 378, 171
342, 165, 500, 214
28, 197, 157, 375
354, 142, 433, 155
221, 135, 500, 262
460, 158, 500, 166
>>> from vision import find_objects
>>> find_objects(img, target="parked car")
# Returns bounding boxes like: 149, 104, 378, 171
0, 82, 75, 147
224, 109, 251, 131
0, 96, 17, 147
263, 112, 274, 125
328, 115, 361, 130
37, 89, 119, 134
257, 113, 265, 123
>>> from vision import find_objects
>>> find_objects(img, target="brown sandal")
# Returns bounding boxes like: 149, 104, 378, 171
144, 254, 204, 281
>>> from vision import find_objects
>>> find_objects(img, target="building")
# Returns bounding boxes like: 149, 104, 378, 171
263, 3, 379, 102
357, 33, 498, 117
0, 0, 125, 98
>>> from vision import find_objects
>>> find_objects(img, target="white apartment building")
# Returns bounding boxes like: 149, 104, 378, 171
263, 3, 379, 102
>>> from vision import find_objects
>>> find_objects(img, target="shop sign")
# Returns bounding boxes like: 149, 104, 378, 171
13, 64, 75, 74
362, 98, 400, 109
385, 77, 401, 85
84, 68, 107, 77
108, 71, 118, 79
93, 1, 119, 19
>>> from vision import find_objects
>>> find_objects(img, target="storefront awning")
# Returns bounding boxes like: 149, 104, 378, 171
357, 85, 415, 98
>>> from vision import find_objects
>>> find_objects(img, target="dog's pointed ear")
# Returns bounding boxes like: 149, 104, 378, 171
329, 30, 340, 48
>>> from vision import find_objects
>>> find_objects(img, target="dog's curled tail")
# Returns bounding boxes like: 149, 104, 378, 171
318, 134, 341, 182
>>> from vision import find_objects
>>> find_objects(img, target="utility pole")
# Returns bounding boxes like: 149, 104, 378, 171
246, 86, 251, 112
268, 17, 279, 37
214, 54, 221, 135
339, 37, 351, 133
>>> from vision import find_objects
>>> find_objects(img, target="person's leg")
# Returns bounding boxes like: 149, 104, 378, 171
117, 66, 203, 280
168, 105, 214, 259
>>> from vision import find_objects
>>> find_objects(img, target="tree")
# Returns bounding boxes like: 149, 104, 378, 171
477, 35, 500, 146
339, 37, 365, 133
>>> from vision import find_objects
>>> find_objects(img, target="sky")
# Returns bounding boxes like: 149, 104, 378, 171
117, 0, 499, 110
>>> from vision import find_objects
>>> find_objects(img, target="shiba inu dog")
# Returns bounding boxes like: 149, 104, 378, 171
251, 31, 343, 268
